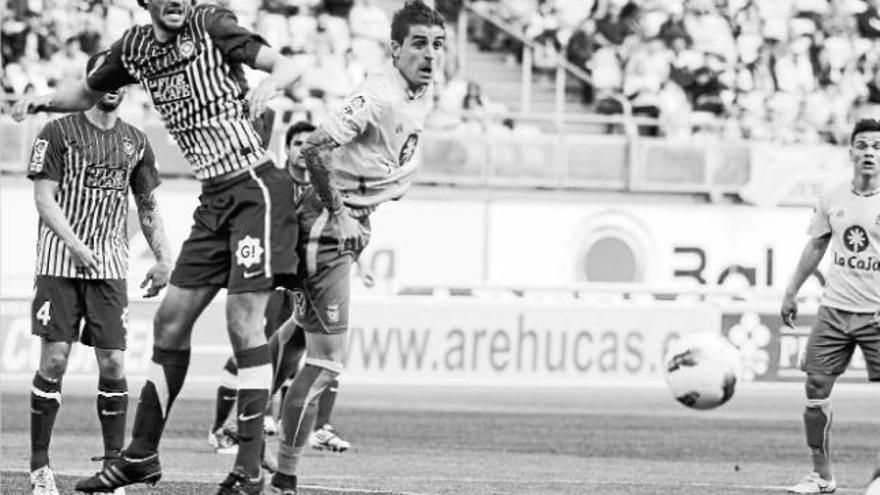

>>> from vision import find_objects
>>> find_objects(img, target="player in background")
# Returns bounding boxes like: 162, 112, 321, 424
265, 2, 445, 493
210, 122, 354, 455
12, 1, 303, 493
782, 118, 880, 494
26, 59, 171, 495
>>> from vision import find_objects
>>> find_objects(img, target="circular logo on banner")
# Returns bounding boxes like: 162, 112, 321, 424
844, 225, 869, 253
573, 211, 655, 283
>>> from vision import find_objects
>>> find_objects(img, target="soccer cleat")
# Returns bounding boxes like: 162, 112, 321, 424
264, 472, 298, 494
30, 465, 60, 495
74, 452, 162, 493
216, 467, 263, 495
787, 472, 837, 494
309, 424, 351, 452
208, 427, 239, 454
87, 455, 127, 495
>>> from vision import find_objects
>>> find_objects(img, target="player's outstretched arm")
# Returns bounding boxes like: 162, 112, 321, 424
781, 234, 830, 327
11, 79, 104, 122
33, 179, 99, 273
247, 46, 302, 120
302, 128, 366, 253
135, 190, 173, 298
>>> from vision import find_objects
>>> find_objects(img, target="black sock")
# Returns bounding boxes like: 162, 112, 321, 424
97, 375, 128, 457
213, 357, 238, 432
127, 346, 190, 458
233, 344, 271, 479
272, 472, 297, 490
315, 378, 339, 429
30, 372, 61, 471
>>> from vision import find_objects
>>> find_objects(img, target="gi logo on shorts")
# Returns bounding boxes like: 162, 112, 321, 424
843, 225, 869, 253
326, 303, 340, 323
236, 235, 264, 268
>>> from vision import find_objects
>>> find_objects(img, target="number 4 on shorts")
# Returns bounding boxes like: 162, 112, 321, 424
36, 301, 51, 326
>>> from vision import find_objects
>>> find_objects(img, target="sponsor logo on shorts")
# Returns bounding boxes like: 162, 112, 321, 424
292, 290, 306, 320
326, 303, 340, 323
243, 269, 264, 280
236, 235, 264, 269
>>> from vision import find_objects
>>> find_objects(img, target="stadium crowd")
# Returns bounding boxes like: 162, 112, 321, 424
471, 0, 880, 143
8, 0, 880, 143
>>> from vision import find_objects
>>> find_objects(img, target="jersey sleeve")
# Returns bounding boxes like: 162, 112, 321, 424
86, 38, 138, 92
806, 193, 831, 238
26, 122, 66, 182
321, 92, 381, 146
205, 7, 268, 65
129, 137, 161, 195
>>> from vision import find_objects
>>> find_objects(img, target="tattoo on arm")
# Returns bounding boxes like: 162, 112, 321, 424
134, 191, 171, 264
302, 128, 343, 213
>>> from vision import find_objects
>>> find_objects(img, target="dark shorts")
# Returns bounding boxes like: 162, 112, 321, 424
801, 305, 880, 380
31, 276, 128, 350
171, 162, 299, 294
288, 188, 371, 334
264, 288, 295, 340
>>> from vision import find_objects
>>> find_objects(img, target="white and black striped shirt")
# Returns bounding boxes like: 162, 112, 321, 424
27, 113, 159, 279
86, 5, 268, 181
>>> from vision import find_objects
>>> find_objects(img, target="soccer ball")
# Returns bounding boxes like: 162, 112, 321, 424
663, 332, 741, 410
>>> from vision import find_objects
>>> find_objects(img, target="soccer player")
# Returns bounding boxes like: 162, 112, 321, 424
210, 121, 352, 455
12, 1, 302, 493
265, 2, 445, 493
782, 118, 880, 494
26, 62, 171, 495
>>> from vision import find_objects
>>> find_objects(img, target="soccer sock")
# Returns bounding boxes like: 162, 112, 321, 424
233, 344, 272, 479
213, 357, 238, 432
804, 398, 832, 479
127, 346, 190, 458
30, 372, 62, 471
97, 375, 128, 457
277, 359, 341, 477
315, 378, 339, 429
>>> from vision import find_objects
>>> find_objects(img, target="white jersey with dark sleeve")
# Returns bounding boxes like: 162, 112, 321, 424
320, 62, 433, 209
809, 180, 880, 311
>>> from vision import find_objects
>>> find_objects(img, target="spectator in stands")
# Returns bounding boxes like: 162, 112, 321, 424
462, 80, 490, 123
566, 19, 597, 103
349, 0, 390, 42
857, 0, 880, 39
47, 37, 88, 87
594, 1, 642, 47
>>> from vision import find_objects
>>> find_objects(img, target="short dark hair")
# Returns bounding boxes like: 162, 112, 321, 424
851, 118, 880, 144
285, 121, 316, 147
390, 0, 445, 45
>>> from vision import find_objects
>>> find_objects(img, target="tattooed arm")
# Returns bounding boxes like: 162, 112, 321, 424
302, 127, 343, 213
134, 190, 172, 297
302, 127, 365, 253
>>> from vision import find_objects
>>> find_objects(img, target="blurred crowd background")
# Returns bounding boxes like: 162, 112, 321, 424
5, 0, 880, 144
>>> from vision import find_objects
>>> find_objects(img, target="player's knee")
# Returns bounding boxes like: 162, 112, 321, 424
805, 373, 835, 399
152, 306, 191, 348
97, 355, 125, 380
40, 353, 68, 379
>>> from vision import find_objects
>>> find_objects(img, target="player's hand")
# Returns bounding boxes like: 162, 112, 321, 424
332, 209, 365, 255
781, 293, 798, 328
141, 261, 172, 298
247, 78, 280, 121
11, 94, 48, 122
70, 243, 100, 274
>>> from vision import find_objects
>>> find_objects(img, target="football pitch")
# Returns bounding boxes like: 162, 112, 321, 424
2, 382, 879, 494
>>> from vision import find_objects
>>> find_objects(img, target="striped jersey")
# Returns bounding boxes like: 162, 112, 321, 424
85, 5, 268, 181
27, 113, 160, 279
321, 62, 434, 209
809, 181, 880, 311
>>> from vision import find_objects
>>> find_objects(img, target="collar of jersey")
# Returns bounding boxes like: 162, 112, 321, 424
389, 62, 429, 100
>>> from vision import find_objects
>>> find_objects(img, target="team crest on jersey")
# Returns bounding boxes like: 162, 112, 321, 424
398, 133, 419, 167
326, 303, 340, 323
29, 139, 49, 173
147, 70, 193, 105
843, 225, 869, 253
179, 39, 195, 58
236, 235, 264, 268
122, 139, 135, 156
